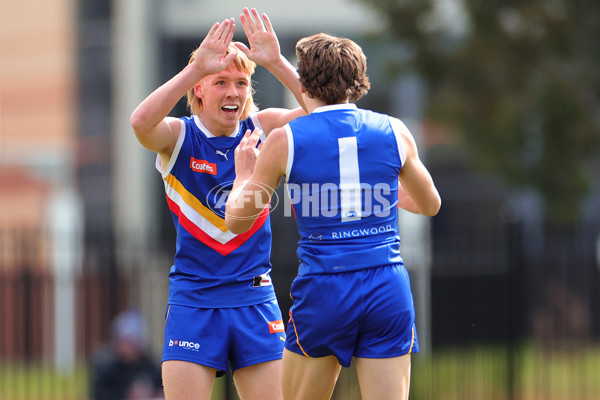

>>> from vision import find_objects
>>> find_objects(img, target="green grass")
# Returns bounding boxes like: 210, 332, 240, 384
410, 345, 513, 400
518, 345, 600, 400
0, 362, 88, 400
411, 344, 600, 400
332, 343, 600, 400
2, 344, 600, 400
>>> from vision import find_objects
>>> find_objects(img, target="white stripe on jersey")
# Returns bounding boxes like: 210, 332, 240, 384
389, 117, 407, 167
284, 124, 294, 181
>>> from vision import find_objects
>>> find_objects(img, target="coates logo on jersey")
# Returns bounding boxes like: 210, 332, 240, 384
190, 157, 217, 175
268, 320, 285, 334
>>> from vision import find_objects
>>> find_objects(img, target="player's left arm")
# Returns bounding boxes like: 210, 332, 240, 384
398, 124, 442, 216
226, 127, 288, 233
397, 180, 423, 214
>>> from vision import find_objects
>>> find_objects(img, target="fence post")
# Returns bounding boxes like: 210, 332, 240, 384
506, 220, 524, 400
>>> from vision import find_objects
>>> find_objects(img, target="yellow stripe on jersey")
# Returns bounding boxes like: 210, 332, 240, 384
164, 173, 228, 232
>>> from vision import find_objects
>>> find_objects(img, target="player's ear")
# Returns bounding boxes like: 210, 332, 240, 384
193, 82, 204, 98
300, 85, 313, 101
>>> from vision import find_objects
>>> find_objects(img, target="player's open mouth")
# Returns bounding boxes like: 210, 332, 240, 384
222, 105, 238, 114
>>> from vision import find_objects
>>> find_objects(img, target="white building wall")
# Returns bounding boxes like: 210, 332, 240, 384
159, 0, 382, 37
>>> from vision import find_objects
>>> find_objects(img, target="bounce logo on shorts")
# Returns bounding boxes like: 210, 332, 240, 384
268, 320, 284, 334
168, 338, 200, 351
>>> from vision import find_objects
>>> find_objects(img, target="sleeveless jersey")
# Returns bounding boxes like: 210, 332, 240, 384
157, 114, 275, 308
284, 103, 407, 275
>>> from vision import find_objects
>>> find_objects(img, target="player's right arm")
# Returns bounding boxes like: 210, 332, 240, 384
236, 8, 306, 112
235, 8, 307, 136
130, 18, 237, 158
226, 127, 288, 234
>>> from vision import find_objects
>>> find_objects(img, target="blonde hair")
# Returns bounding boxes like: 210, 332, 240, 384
186, 43, 259, 119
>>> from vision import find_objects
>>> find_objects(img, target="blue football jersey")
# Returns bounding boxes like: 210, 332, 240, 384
284, 103, 407, 275
157, 114, 275, 308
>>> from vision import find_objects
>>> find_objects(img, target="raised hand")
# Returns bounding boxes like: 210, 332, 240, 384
235, 8, 280, 67
234, 128, 262, 180
191, 18, 237, 76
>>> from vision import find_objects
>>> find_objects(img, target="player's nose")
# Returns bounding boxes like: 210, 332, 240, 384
225, 83, 239, 97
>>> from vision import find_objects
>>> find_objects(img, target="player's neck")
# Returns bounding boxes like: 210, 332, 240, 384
305, 98, 349, 114
305, 97, 326, 113
196, 113, 237, 137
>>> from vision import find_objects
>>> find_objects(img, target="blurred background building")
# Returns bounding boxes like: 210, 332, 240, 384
1, 0, 599, 399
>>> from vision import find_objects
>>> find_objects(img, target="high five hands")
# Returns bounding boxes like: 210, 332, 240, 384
192, 8, 281, 75
235, 8, 281, 67
191, 18, 237, 76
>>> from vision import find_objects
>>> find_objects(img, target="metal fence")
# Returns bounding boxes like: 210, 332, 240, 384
0, 219, 599, 399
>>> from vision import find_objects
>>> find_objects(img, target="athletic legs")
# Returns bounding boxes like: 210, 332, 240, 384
281, 349, 342, 400
162, 360, 216, 400
355, 354, 411, 400
234, 359, 283, 400
280, 351, 411, 400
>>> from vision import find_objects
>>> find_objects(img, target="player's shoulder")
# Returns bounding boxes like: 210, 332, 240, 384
352, 108, 403, 138
171, 115, 195, 138
174, 115, 193, 127
241, 113, 257, 128
265, 125, 288, 147
356, 106, 394, 121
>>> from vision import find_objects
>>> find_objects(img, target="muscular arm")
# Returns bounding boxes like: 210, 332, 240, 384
256, 107, 306, 136
397, 124, 441, 216
130, 19, 237, 158
397, 180, 423, 214
225, 127, 288, 233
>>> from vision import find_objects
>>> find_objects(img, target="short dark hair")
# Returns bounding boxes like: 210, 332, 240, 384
295, 33, 370, 104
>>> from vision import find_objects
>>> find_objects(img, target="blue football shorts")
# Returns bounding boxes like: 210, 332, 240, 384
286, 264, 418, 367
162, 299, 286, 374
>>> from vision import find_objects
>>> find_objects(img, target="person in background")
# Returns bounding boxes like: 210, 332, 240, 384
91, 309, 163, 400
226, 32, 441, 400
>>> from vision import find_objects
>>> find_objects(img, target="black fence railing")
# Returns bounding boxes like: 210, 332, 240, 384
0, 220, 599, 399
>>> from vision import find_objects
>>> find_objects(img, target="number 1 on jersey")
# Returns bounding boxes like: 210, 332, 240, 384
338, 137, 362, 222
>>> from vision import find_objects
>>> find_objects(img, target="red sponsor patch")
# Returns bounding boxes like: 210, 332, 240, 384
268, 320, 285, 333
190, 157, 217, 175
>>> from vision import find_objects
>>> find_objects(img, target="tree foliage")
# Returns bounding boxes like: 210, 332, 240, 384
355, 0, 600, 224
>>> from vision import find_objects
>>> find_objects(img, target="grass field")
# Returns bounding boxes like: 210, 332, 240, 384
333, 343, 600, 400
1, 344, 599, 400
0, 362, 88, 400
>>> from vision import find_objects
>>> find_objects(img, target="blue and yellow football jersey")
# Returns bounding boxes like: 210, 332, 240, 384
158, 114, 275, 308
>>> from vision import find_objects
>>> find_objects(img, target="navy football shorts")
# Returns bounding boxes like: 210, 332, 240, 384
286, 264, 418, 367
162, 299, 285, 374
